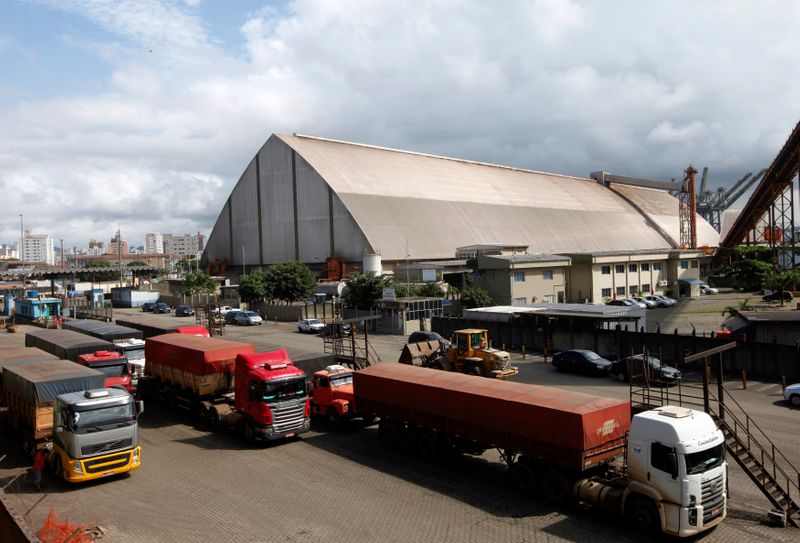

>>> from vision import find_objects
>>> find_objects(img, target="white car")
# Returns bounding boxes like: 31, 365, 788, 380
624, 298, 648, 309
632, 296, 656, 308
784, 383, 800, 407
298, 318, 325, 333
235, 311, 263, 326
214, 305, 238, 315
700, 285, 719, 295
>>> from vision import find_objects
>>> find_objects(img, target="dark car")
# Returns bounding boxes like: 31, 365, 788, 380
225, 310, 243, 324
606, 299, 634, 307
141, 302, 157, 312
762, 290, 793, 302
552, 350, 612, 376
408, 330, 450, 349
153, 302, 171, 314
610, 355, 681, 386
175, 304, 194, 317
321, 322, 353, 338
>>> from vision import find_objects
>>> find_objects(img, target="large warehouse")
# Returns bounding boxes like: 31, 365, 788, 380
204, 133, 719, 278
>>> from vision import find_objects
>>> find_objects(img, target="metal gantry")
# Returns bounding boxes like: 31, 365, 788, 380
679, 165, 698, 249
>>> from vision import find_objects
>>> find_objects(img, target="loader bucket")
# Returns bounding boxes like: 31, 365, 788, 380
399, 340, 443, 366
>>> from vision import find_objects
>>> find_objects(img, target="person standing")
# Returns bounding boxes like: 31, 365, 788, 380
31, 447, 47, 491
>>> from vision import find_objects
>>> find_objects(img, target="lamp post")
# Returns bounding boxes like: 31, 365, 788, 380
18, 214, 23, 272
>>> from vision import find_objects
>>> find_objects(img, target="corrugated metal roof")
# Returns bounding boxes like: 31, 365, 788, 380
278, 134, 719, 261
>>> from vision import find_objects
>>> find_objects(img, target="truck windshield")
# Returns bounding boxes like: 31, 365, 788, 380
330, 373, 353, 387
121, 347, 145, 360
71, 403, 135, 432
263, 377, 307, 403
92, 363, 129, 377
685, 443, 725, 474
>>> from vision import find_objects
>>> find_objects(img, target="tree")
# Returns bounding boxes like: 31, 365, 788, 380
264, 261, 316, 302
722, 298, 753, 318
460, 285, 494, 309
184, 272, 216, 296
417, 281, 445, 297
719, 259, 774, 291
762, 269, 800, 306
239, 269, 269, 302
342, 271, 386, 309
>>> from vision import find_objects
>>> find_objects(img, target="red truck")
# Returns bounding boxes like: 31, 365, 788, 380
141, 335, 310, 441
310, 364, 374, 427
76, 350, 133, 393
353, 364, 727, 537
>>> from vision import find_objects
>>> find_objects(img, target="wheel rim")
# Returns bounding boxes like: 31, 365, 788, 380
616, 372, 626, 382
244, 422, 255, 440
791, 395, 800, 407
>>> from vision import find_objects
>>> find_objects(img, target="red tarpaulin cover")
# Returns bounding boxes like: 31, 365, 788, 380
145, 334, 255, 376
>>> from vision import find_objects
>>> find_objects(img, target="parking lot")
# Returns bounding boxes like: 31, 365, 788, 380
1, 305, 799, 542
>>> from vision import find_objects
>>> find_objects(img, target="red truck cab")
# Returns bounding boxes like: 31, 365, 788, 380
311, 365, 372, 426
75, 350, 132, 393
175, 326, 210, 337
234, 350, 310, 440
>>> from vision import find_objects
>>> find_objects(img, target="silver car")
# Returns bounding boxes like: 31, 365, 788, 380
235, 311, 263, 326
784, 383, 800, 407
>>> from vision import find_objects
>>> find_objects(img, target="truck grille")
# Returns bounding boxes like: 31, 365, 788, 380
701, 474, 725, 523
81, 438, 133, 456
84, 452, 131, 474
270, 401, 307, 433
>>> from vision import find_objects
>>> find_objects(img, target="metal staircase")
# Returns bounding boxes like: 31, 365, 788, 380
629, 345, 800, 527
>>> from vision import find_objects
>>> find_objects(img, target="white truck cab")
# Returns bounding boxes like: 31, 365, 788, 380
626, 405, 726, 536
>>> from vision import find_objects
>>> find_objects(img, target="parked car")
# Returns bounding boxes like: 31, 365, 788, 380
298, 318, 325, 333
610, 355, 681, 386
623, 298, 647, 308
153, 302, 171, 314
321, 322, 353, 338
235, 311, 263, 326
175, 304, 194, 317
214, 305, 238, 315
784, 383, 800, 407
408, 330, 450, 349
700, 285, 719, 295
141, 302, 157, 312
552, 350, 612, 376
224, 310, 243, 324
632, 296, 656, 308
644, 294, 677, 307
762, 290, 793, 302
606, 299, 635, 307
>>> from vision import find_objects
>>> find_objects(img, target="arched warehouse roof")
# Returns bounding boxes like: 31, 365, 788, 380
204, 134, 719, 267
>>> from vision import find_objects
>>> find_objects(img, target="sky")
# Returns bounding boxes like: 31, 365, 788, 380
2, 0, 800, 250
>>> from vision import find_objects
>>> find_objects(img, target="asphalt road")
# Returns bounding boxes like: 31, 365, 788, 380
0, 307, 798, 542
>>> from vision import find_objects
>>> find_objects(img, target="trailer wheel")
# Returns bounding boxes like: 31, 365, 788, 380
416, 432, 440, 463
378, 421, 401, 450
540, 468, 571, 505
626, 496, 660, 534
510, 461, 537, 495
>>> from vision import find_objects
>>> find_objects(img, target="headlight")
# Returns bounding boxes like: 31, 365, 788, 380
688, 508, 697, 526
73, 461, 83, 477
133, 449, 140, 463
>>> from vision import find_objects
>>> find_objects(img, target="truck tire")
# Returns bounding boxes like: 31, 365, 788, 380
626, 496, 660, 534
50, 454, 63, 481
540, 467, 571, 505
326, 407, 342, 429
416, 431, 440, 463
510, 461, 537, 496
378, 420, 401, 450
400, 426, 416, 454
208, 406, 223, 430
240, 418, 256, 441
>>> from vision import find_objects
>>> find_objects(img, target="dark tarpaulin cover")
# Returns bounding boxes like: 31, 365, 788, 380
4, 359, 106, 405
25, 329, 116, 362
63, 319, 144, 341
146, 334, 255, 376
0, 347, 57, 367
115, 318, 183, 339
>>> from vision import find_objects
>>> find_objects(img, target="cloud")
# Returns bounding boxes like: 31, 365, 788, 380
3, 0, 800, 248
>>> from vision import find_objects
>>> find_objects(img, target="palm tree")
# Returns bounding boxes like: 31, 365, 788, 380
722, 298, 753, 318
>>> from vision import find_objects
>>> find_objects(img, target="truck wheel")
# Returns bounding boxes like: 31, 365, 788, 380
50, 454, 63, 481
627, 497, 660, 534
326, 407, 342, 429
242, 419, 256, 441
378, 421, 401, 450
510, 461, 537, 495
416, 432, 440, 463
208, 406, 223, 430
540, 468, 571, 505
400, 427, 416, 454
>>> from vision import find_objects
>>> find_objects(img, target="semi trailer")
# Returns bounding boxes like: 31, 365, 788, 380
353, 364, 726, 537
0, 347, 58, 402
25, 329, 117, 362
62, 319, 146, 379
141, 335, 310, 441
3, 359, 142, 482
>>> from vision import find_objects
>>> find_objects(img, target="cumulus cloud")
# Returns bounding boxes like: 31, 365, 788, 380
2, 0, 800, 247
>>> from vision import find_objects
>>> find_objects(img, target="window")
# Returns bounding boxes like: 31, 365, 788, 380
601, 265, 611, 275
691, 260, 698, 268
514, 271, 525, 282
651, 442, 678, 475
641, 263, 650, 271
629, 263, 637, 272
629, 286, 638, 296
653, 262, 662, 271
642, 283, 651, 293
543, 294, 555, 303
542, 270, 553, 280
616, 286, 625, 296
601, 288, 612, 297
512, 297, 527, 306
681, 261, 689, 270
615, 264, 625, 273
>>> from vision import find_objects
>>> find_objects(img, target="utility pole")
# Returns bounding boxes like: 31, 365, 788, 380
18, 214, 23, 273
117, 228, 123, 287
